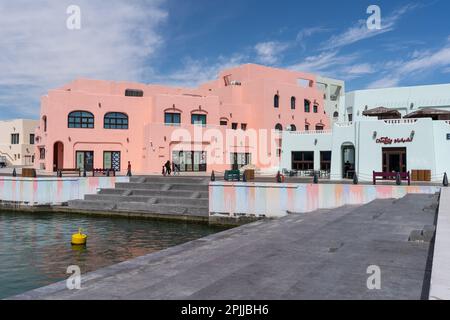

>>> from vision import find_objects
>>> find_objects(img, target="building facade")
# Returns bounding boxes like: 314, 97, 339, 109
345, 83, 450, 122
34, 64, 331, 174
281, 83, 450, 182
0, 119, 39, 166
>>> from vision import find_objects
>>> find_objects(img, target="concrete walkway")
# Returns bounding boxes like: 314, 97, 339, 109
11, 193, 437, 300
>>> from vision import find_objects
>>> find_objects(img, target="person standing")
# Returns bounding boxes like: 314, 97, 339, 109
165, 160, 172, 175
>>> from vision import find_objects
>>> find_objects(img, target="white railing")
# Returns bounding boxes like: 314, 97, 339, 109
383, 119, 418, 125
288, 130, 332, 135
335, 122, 353, 127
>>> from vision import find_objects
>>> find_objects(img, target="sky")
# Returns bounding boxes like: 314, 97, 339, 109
1, 0, 450, 119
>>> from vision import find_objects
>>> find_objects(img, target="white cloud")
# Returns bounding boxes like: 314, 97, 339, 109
0, 0, 168, 118
367, 43, 450, 89
321, 4, 417, 50
254, 41, 289, 65
151, 54, 248, 88
296, 26, 330, 41
341, 63, 374, 75
288, 51, 359, 74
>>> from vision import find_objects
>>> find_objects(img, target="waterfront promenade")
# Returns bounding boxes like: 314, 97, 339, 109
12, 193, 437, 300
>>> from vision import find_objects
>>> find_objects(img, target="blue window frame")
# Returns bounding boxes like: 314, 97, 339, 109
68, 111, 94, 128
165, 112, 181, 125
104, 112, 128, 129
191, 114, 207, 126
304, 100, 311, 113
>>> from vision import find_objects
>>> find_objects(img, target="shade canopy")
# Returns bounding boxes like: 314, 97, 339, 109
404, 108, 450, 120
362, 107, 401, 119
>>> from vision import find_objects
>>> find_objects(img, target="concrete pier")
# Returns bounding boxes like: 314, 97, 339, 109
11, 193, 438, 300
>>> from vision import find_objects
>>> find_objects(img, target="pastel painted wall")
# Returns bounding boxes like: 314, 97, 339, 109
35, 64, 331, 174
0, 176, 129, 205
209, 182, 441, 218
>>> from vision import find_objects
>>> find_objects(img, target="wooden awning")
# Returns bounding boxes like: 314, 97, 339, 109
404, 108, 450, 120
362, 107, 401, 118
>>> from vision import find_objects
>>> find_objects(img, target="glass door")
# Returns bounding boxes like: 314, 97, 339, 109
104, 151, 121, 171
76, 151, 94, 171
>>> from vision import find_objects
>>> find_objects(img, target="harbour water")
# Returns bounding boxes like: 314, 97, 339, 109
0, 212, 228, 299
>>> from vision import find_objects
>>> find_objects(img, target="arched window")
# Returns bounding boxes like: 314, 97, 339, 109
304, 100, 311, 113
274, 94, 280, 108
291, 97, 296, 110
104, 112, 129, 129
68, 111, 94, 128
275, 123, 283, 131
333, 111, 339, 118
290, 124, 297, 132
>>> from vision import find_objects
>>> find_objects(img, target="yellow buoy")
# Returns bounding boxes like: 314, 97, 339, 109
71, 228, 87, 246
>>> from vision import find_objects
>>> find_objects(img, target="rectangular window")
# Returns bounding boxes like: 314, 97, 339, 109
29, 134, 35, 145
304, 100, 311, 113
164, 113, 181, 126
125, 89, 144, 97
220, 120, 228, 126
191, 114, 207, 126
305, 124, 309, 131
316, 125, 324, 131
232, 123, 238, 130
76, 151, 94, 171
348, 114, 353, 122
103, 151, 121, 171
39, 148, 45, 160
313, 105, 318, 113
241, 123, 247, 131
292, 151, 314, 170
320, 151, 332, 171
11, 133, 19, 145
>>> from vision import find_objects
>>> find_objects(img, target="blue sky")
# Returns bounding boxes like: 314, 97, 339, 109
1, 0, 450, 119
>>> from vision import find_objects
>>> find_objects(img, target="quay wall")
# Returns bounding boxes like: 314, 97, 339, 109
209, 182, 441, 218
0, 176, 129, 205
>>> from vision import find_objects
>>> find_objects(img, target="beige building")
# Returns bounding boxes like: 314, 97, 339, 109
0, 119, 39, 167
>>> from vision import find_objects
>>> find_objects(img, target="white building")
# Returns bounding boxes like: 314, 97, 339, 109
0, 119, 39, 167
345, 83, 450, 122
281, 83, 450, 183
316, 76, 345, 124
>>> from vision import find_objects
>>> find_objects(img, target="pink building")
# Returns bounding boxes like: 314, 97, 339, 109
34, 64, 330, 174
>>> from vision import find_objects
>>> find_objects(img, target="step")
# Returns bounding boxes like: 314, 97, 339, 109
144, 177, 209, 184
115, 202, 209, 216
115, 182, 209, 192
129, 189, 208, 198
68, 200, 117, 211
85, 194, 209, 207
99, 188, 208, 198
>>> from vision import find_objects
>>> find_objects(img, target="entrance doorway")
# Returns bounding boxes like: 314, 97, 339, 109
76, 151, 94, 171
231, 153, 252, 170
172, 151, 207, 172
341, 143, 355, 179
382, 148, 407, 173
53, 142, 64, 171
104, 151, 121, 171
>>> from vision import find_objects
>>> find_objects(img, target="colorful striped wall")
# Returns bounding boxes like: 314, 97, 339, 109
0, 176, 129, 205
209, 182, 441, 218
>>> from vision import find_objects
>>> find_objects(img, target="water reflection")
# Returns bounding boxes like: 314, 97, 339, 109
0, 212, 228, 299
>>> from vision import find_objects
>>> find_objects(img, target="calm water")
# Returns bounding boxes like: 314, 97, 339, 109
0, 212, 228, 299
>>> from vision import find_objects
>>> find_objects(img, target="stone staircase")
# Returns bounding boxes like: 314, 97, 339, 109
68, 176, 210, 218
